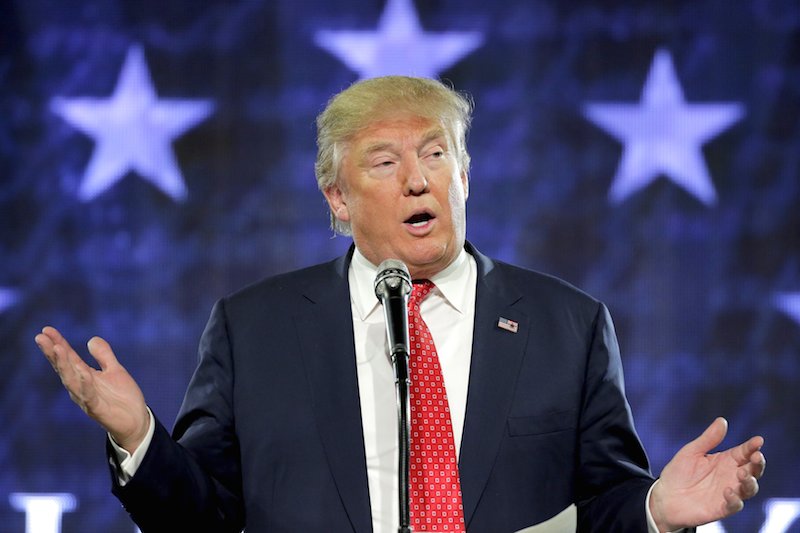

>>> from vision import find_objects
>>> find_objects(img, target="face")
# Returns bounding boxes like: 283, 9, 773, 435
323, 114, 469, 279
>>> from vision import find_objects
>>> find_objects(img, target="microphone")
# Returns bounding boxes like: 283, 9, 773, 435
374, 259, 412, 358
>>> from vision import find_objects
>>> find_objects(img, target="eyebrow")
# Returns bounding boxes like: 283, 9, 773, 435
362, 128, 449, 156
419, 128, 448, 148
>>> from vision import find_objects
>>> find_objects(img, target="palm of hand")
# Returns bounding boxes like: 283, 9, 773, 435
74, 355, 147, 443
37, 327, 150, 452
651, 418, 765, 532
657, 444, 740, 525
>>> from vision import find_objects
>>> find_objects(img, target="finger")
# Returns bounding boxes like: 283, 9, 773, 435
41, 326, 72, 349
736, 470, 759, 500
41, 326, 84, 367
35, 331, 54, 351
723, 486, 744, 515
738, 451, 766, 480
86, 336, 120, 371
35, 328, 62, 359
62, 363, 94, 414
53, 339, 98, 391
730, 435, 765, 466
735, 467, 759, 499
685, 417, 728, 455
750, 451, 766, 479
39, 325, 60, 343
35, 333, 58, 369
51, 343, 84, 391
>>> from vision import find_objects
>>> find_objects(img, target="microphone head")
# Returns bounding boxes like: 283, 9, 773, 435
374, 259, 412, 300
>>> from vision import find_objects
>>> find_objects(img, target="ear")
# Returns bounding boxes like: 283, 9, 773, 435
323, 185, 350, 223
460, 169, 469, 201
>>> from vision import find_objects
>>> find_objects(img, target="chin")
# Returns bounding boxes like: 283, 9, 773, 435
403, 243, 452, 276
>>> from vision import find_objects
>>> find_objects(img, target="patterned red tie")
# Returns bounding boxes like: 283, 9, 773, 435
408, 280, 466, 532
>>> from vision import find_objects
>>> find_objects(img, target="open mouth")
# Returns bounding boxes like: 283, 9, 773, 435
404, 212, 434, 227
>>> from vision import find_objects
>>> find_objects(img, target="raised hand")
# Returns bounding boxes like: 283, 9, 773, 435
650, 417, 766, 532
35, 326, 150, 453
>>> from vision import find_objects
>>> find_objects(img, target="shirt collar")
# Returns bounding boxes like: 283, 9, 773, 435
349, 247, 472, 321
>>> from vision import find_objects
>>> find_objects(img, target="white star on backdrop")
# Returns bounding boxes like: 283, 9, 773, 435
775, 292, 800, 325
0, 287, 19, 314
583, 48, 745, 205
314, 0, 483, 79
51, 45, 214, 202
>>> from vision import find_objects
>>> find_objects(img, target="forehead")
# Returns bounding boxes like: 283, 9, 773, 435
348, 114, 449, 150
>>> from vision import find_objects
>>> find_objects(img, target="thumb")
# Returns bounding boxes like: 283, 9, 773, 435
87, 336, 119, 371
684, 417, 728, 455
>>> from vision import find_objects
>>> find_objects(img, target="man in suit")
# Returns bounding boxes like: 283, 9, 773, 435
36, 76, 765, 532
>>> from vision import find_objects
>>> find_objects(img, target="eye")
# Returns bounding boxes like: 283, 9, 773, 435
368, 158, 397, 176
425, 147, 445, 160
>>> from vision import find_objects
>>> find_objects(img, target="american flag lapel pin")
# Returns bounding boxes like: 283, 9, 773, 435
497, 316, 519, 333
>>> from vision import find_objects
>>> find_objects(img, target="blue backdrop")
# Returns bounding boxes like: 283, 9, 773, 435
1, 0, 799, 531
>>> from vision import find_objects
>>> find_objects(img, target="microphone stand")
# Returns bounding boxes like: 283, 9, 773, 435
383, 291, 413, 533
375, 263, 413, 533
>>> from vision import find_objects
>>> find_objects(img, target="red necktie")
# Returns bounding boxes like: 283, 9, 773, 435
408, 280, 466, 532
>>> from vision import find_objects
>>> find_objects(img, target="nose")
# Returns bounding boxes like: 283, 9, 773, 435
404, 160, 429, 196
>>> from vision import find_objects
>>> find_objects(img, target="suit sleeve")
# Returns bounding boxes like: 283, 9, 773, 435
110, 299, 245, 533
576, 302, 655, 531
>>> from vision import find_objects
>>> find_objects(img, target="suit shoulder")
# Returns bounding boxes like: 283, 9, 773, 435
221, 255, 344, 310
490, 259, 603, 312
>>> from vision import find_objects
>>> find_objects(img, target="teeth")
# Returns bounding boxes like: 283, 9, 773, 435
410, 221, 427, 227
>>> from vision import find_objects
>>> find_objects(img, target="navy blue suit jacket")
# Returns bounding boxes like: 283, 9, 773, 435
112, 243, 655, 532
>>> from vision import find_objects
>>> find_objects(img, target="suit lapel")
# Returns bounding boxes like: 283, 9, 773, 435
459, 245, 531, 526
294, 250, 373, 533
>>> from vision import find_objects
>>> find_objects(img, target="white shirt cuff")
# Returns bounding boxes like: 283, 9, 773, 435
646, 479, 688, 533
107, 407, 155, 487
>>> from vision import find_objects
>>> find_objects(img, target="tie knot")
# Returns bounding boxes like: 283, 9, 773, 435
409, 279, 435, 306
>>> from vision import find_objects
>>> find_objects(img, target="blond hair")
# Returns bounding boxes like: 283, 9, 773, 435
315, 76, 473, 235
